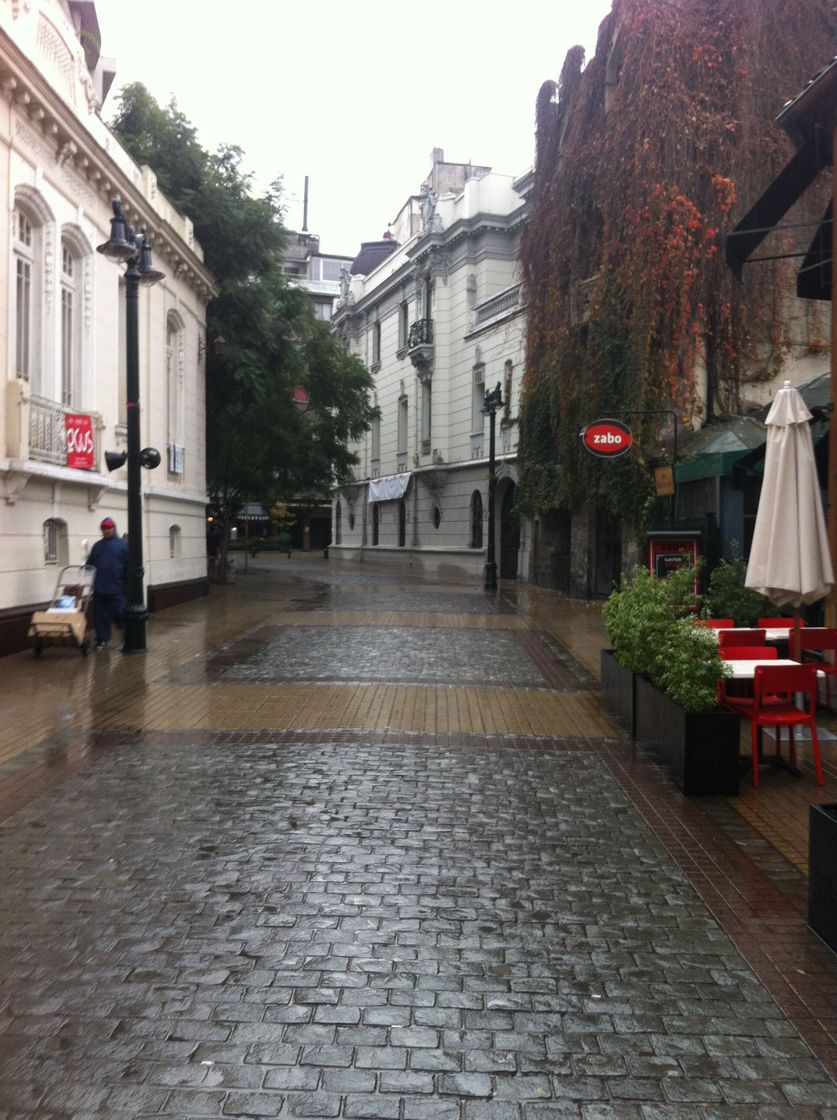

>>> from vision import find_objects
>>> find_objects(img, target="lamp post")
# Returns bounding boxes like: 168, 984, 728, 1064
97, 199, 165, 653
482, 382, 504, 591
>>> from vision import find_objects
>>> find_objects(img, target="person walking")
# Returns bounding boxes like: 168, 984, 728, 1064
87, 516, 127, 650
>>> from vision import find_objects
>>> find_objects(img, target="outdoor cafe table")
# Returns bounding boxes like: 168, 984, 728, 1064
721, 658, 825, 678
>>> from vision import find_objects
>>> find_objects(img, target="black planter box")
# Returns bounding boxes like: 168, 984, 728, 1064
808, 803, 837, 952
600, 649, 636, 736
635, 674, 739, 796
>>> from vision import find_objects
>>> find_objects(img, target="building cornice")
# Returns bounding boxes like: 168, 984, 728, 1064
0, 28, 218, 301
333, 204, 527, 327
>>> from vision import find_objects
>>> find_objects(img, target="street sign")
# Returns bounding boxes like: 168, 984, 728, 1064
580, 418, 633, 458
654, 465, 675, 496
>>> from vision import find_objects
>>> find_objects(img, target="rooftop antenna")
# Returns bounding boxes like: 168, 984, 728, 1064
302, 175, 309, 233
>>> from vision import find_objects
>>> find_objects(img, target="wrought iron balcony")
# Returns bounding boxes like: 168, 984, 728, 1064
408, 318, 433, 348
407, 318, 433, 376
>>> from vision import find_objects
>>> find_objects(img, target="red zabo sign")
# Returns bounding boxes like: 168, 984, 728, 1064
580, 418, 633, 458
65, 413, 94, 470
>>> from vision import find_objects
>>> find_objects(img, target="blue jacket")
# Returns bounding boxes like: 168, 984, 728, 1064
88, 535, 127, 595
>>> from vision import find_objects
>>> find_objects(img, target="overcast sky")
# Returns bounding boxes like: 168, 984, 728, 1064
95, 0, 614, 256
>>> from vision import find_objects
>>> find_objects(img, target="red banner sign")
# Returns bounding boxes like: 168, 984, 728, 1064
580, 419, 633, 458
65, 413, 95, 470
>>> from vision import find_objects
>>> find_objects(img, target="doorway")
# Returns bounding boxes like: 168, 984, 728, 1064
499, 481, 520, 579
593, 506, 621, 596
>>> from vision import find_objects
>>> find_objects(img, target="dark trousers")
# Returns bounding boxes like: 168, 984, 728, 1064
93, 592, 125, 645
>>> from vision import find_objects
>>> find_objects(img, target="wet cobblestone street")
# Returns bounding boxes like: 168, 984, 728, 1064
0, 557, 835, 1118
218, 627, 549, 686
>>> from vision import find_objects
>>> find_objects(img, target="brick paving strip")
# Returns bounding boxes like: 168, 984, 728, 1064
0, 561, 835, 1117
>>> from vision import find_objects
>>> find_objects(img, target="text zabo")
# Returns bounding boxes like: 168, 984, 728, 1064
580, 419, 633, 459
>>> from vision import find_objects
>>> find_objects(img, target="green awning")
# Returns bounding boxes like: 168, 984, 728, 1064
675, 417, 766, 484
674, 373, 830, 485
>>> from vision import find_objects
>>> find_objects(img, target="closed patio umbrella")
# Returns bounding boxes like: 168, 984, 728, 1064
746, 380, 833, 655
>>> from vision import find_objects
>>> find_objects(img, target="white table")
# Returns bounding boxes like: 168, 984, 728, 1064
722, 658, 823, 679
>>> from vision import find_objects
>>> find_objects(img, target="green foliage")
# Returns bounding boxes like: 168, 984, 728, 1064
110, 84, 284, 282
519, 0, 833, 527
110, 84, 377, 539
603, 562, 727, 713
603, 564, 700, 679
269, 502, 295, 533
658, 619, 728, 713
704, 549, 770, 626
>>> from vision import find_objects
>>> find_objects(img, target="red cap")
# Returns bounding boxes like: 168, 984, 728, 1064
100, 518, 115, 529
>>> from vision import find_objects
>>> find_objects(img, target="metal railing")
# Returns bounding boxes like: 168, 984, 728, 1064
28, 395, 99, 468
472, 285, 521, 329
408, 318, 433, 348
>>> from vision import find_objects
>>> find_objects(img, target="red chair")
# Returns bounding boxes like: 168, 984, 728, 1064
757, 617, 805, 629
722, 647, 778, 661
745, 663, 823, 788
717, 647, 777, 707
799, 628, 837, 709
701, 618, 734, 629
718, 628, 766, 649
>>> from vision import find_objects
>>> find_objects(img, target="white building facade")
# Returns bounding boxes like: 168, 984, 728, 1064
0, 0, 216, 654
330, 154, 529, 582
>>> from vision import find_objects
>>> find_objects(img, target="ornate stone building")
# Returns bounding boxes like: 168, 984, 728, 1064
0, 0, 216, 654
330, 150, 528, 582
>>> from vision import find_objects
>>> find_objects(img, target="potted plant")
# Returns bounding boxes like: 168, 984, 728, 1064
602, 563, 699, 733
603, 564, 739, 795
808, 803, 837, 952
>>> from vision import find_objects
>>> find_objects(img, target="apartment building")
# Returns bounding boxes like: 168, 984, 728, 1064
330, 151, 528, 582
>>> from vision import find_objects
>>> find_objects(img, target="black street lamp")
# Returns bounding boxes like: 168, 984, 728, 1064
482, 382, 504, 591
97, 199, 165, 653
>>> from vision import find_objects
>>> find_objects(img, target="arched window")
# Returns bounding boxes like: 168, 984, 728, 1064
60, 239, 80, 407
43, 518, 68, 566
13, 204, 42, 387
503, 359, 513, 418
335, 501, 342, 545
398, 500, 406, 547
472, 364, 485, 433
470, 490, 483, 549
166, 313, 185, 472
169, 525, 182, 559
370, 394, 381, 474
60, 223, 93, 409
421, 379, 432, 449
372, 503, 380, 546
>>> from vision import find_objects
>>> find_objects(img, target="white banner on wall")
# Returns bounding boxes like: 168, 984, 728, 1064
368, 472, 411, 502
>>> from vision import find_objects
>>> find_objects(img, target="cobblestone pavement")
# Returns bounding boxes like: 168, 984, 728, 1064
0, 556, 835, 1118
217, 627, 549, 686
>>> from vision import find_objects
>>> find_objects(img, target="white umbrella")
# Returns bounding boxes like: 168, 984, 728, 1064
746, 379, 833, 654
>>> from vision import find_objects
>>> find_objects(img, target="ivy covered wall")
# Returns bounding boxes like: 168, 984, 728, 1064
519, 0, 833, 536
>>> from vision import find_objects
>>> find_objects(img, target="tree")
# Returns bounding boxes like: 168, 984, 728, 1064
110, 84, 376, 550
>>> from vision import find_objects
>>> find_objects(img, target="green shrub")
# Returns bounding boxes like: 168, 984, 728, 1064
603, 561, 728, 712
658, 618, 729, 712
704, 547, 770, 626
603, 563, 701, 682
